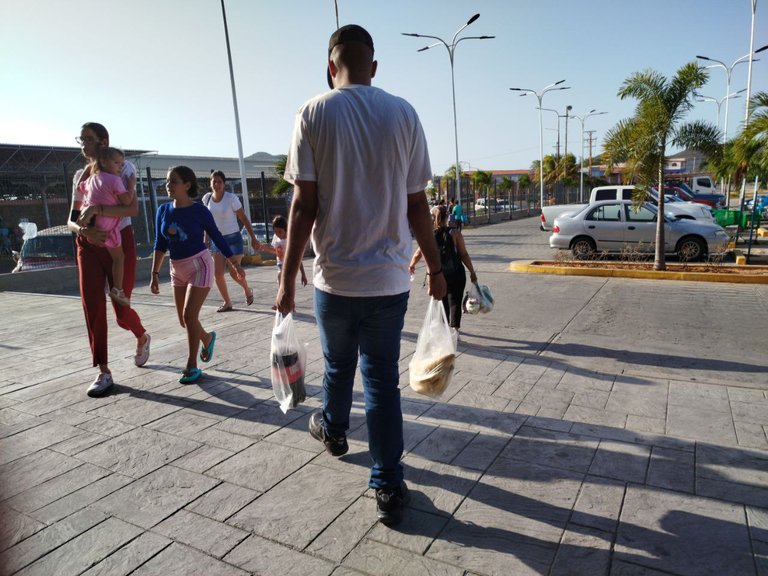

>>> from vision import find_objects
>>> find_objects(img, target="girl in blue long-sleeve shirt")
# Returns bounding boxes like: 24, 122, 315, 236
150, 165, 245, 383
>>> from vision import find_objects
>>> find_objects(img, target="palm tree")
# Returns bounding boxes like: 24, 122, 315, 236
730, 91, 768, 186
272, 155, 292, 197
499, 176, 513, 195
472, 169, 493, 199
557, 153, 578, 185
443, 164, 464, 200
603, 62, 719, 270
541, 154, 559, 188
444, 164, 462, 181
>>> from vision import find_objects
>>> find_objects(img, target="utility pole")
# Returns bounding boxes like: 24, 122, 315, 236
563, 105, 573, 160
586, 130, 597, 180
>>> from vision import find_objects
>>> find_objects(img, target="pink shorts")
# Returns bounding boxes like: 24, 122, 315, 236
170, 250, 213, 288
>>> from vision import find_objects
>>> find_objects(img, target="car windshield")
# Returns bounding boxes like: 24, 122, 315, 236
21, 235, 74, 258
251, 222, 273, 241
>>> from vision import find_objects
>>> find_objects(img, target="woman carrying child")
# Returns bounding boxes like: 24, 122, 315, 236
77, 147, 133, 307
68, 122, 151, 398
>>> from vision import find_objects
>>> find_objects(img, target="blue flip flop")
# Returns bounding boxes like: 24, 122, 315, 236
180, 367, 203, 384
200, 331, 217, 363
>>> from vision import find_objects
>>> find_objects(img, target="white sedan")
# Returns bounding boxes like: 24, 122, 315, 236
549, 200, 730, 261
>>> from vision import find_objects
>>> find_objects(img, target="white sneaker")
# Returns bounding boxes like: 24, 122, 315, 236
134, 334, 151, 367
87, 372, 113, 397
109, 287, 131, 308
452, 328, 460, 343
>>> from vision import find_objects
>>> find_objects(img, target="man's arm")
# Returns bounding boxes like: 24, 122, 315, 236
275, 180, 318, 313
407, 192, 446, 300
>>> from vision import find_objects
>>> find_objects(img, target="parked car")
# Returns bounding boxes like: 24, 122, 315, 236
475, 198, 516, 212
549, 200, 730, 261
251, 222, 274, 243
12, 225, 76, 273
743, 195, 768, 217
665, 181, 725, 208
540, 185, 713, 231
646, 190, 715, 222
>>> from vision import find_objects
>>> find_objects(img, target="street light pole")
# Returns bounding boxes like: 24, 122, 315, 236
696, 90, 746, 137
220, 0, 251, 222
403, 14, 494, 207
563, 105, 573, 161
537, 107, 563, 158
571, 110, 607, 202
510, 80, 570, 207
697, 42, 768, 203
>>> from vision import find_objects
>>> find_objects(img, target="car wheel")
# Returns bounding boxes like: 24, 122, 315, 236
677, 236, 705, 262
571, 237, 596, 259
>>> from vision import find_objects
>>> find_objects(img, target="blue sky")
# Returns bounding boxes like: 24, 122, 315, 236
1, 0, 766, 174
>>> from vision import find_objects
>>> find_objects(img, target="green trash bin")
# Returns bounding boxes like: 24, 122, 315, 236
714, 209, 739, 227
739, 210, 762, 229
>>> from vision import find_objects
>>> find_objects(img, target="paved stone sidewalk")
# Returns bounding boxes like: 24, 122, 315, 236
1, 216, 767, 575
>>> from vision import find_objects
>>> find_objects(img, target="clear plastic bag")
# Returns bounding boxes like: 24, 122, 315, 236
408, 299, 457, 398
476, 283, 494, 313
463, 283, 481, 315
270, 311, 307, 413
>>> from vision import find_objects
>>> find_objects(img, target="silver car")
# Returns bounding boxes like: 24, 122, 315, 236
549, 200, 730, 261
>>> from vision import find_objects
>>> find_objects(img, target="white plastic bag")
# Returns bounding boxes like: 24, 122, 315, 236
270, 311, 307, 413
408, 299, 457, 398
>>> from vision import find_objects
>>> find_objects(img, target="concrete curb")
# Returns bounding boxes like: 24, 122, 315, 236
509, 259, 768, 284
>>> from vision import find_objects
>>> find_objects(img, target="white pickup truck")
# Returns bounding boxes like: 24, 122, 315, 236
540, 185, 714, 231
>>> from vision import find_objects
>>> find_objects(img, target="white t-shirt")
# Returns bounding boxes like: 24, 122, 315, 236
271, 235, 287, 264
73, 161, 137, 231
202, 192, 242, 236
284, 84, 431, 297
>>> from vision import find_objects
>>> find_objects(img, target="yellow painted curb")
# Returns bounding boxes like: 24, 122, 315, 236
508, 260, 768, 284
241, 254, 263, 265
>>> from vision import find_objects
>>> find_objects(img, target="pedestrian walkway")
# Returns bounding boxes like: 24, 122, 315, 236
1, 216, 767, 575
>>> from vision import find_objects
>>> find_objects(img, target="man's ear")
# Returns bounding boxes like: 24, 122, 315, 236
371, 59, 378, 79
328, 59, 338, 86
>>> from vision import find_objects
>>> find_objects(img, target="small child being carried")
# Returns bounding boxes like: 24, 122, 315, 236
78, 147, 133, 307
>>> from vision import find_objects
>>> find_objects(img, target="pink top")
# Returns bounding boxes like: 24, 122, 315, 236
78, 173, 127, 248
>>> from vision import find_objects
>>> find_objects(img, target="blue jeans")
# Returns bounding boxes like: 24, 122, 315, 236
314, 288, 409, 491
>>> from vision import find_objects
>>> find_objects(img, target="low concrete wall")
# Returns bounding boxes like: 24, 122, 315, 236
0, 257, 159, 295
0, 250, 278, 294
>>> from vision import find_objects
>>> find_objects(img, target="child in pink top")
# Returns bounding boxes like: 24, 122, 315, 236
78, 147, 133, 306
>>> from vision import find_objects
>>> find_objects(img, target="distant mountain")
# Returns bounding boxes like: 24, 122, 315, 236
245, 151, 282, 162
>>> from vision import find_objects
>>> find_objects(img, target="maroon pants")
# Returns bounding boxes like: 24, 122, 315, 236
78, 225, 146, 367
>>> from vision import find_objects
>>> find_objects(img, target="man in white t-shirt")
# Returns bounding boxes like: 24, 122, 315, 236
276, 24, 446, 527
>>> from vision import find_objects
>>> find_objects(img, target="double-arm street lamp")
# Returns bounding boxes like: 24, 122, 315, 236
510, 80, 570, 207
697, 43, 768, 201
571, 110, 607, 202
403, 14, 494, 207
696, 46, 767, 143
696, 89, 747, 137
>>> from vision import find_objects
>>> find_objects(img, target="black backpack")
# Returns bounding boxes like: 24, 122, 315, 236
435, 227, 462, 277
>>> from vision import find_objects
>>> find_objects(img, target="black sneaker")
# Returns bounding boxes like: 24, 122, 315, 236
308, 412, 348, 457
376, 481, 410, 526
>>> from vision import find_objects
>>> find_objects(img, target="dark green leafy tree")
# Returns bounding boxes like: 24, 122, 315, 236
731, 91, 768, 186
603, 62, 719, 270
272, 155, 292, 197
472, 169, 493, 198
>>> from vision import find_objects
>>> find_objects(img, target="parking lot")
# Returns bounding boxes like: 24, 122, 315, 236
1, 215, 768, 575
